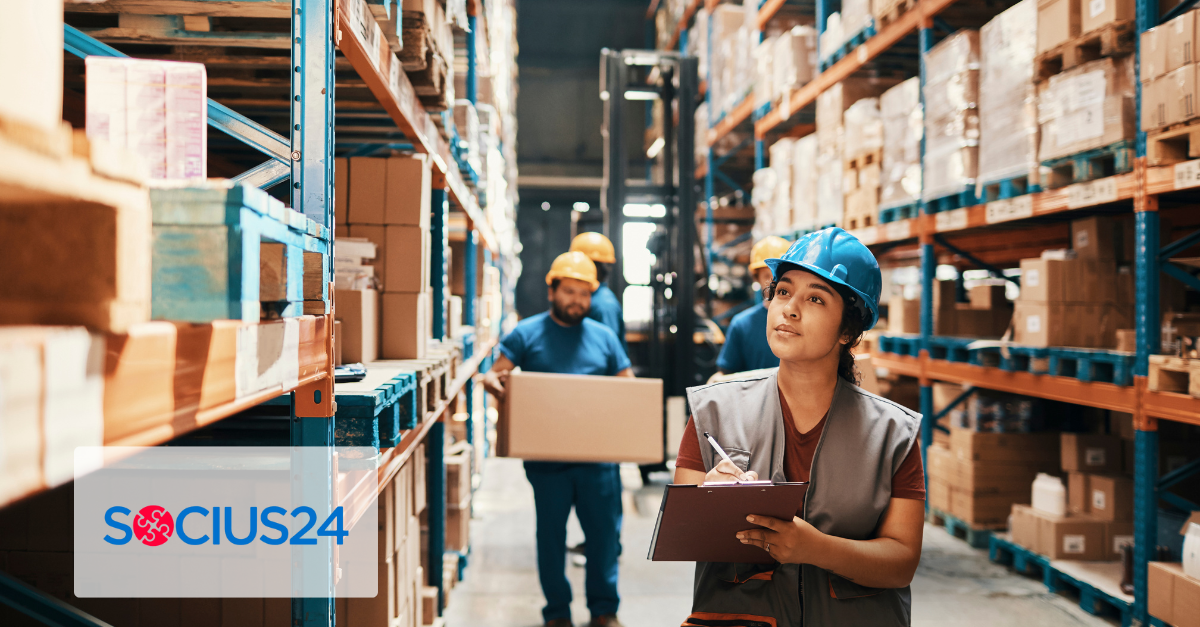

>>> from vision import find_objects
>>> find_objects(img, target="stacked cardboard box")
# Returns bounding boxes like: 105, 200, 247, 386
922, 30, 981, 204
879, 78, 922, 213
1036, 0, 1080, 54
1150, 561, 1200, 627
842, 98, 883, 229
1142, 10, 1200, 133
933, 279, 1014, 338
445, 445, 473, 553
790, 136, 820, 232
772, 27, 818, 107
337, 155, 433, 360
1037, 55, 1136, 169
977, 0, 1040, 194
927, 428, 1060, 525
815, 79, 899, 228
1013, 217, 1134, 348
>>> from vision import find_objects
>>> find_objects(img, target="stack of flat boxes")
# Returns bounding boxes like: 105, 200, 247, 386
1141, 10, 1200, 136
1012, 216, 1134, 348
444, 446, 473, 555
1010, 433, 1133, 561
927, 405, 1060, 526
336, 155, 433, 361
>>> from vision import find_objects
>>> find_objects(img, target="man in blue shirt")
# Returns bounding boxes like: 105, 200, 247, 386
482, 251, 632, 627
716, 236, 791, 374
570, 232, 627, 353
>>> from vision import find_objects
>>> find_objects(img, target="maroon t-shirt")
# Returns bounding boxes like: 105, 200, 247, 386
677, 389, 926, 516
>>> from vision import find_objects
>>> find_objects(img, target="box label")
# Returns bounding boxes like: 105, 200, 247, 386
1026, 268, 1040, 287
1113, 534, 1134, 554
1063, 534, 1087, 554
1067, 177, 1119, 208
1090, 0, 1105, 17
1175, 159, 1200, 189
1092, 488, 1107, 511
986, 196, 1033, 223
1027, 314, 1042, 333
1075, 230, 1090, 249
1085, 447, 1107, 466
936, 207, 969, 231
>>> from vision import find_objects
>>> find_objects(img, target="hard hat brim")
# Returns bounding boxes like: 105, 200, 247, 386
545, 273, 600, 292
764, 258, 880, 330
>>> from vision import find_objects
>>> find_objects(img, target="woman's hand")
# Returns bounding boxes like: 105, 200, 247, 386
703, 459, 758, 484
482, 369, 509, 400
736, 514, 825, 564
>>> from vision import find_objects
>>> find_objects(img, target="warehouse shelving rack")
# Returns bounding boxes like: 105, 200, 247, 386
0, 1, 510, 626
661, 0, 1200, 623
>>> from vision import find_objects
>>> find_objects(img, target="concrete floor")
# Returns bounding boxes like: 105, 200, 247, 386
443, 458, 1116, 627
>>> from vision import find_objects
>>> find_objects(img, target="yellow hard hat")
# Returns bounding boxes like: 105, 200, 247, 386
546, 251, 599, 291
569, 232, 616, 264
749, 236, 792, 272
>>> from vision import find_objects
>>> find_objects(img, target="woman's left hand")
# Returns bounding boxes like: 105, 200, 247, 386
736, 514, 824, 564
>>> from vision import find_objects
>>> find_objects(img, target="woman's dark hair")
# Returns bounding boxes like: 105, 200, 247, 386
766, 278, 867, 385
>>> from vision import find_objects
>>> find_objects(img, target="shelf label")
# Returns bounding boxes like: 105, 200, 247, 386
1175, 159, 1200, 189
1066, 177, 1118, 208
935, 208, 968, 231
885, 221, 911, 241
985, 195, 1034, 224
854, 226, 878, 245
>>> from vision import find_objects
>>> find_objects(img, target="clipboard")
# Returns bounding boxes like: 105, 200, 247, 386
647, 481, 809, 564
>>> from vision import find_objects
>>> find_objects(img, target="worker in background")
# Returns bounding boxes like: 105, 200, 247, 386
570, 232, 627, 353
674, 228, 924, 625
482, 251, 632, 627
714, 236, 792, 374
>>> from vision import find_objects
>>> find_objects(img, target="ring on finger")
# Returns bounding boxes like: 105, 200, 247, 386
766, 542, 771, 552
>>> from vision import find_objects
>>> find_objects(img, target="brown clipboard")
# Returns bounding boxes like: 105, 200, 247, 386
647, 481, 809, 564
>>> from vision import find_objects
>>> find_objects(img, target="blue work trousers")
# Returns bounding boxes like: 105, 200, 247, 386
525, 462, 623, 623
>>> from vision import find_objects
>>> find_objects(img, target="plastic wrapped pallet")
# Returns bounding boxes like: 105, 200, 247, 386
791, 135, 819, 231
1037, 55, 1136, 162
978, 0, 1040, 193
770, 138, 796, 234
751, 168, 779, 241
755, 37, 776, 110
709, 5, 743, 118
922, 30, 981, 203
695, 101, 709, 169
772, 26, 818, 105
816, 78, 901, 154
841, 0, 873, 41
820, 12, 844, 59
690, 8, 709, 80
844, 98, 883, 160
815, 152, 843, 227
880, 78, 923, 210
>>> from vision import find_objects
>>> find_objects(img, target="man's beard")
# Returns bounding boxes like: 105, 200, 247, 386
551, 300, 586, 326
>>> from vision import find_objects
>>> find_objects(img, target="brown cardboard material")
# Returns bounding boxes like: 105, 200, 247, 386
335, 157, 348, 225
335, 288, 378, 364
104, 323, 176, 444
348, 157, 386, 224
1037, 0, 1081, 54
1011, 504, 1040, 551
1038, 512, 1108, 560
1142, 27, 1168, 82
1106, 520, 1135, 561
1115, 329, 1137, 352
969, 284, 1008, 310
1062, 433, 1124, 473
501, 371, 664, 464
951, 430, 1060, 465
1142, 76, 1168, 131
1082, 0, 1134, 36
384, 226, 431, 294
929, 479, 952, 512
888, 297, 920, 334
1089, 474, 1134, 521
1175, 563, 1200, 627
1071, 216, 1117, 260
384, 155, 431, 227
952, 490, 1031, 525
1167, 10, 1198, 74
1018, 258, 1068, 302
1069, 472, 1090, 514
1013, 301, 1063, 346
381, 292, 428, 360
1149, 562, 1178, 625
347, 225, 387, 288
1163, 63, 1199, 126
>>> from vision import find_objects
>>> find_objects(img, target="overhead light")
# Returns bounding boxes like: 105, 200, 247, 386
623, 203, 667, 218
600, 90, 610, 101
624, 90, 659, 101
541, 202, 550, 211
646, 137, 665, 159
624, 54, 660, 66
572, 202, 590, 213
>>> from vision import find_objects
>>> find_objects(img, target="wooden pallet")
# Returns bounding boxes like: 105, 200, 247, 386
844, 147, 883, 172
1041, 140, 1135, 189
1147, 119, 1200, 166
979, 173, 1041, 203
1148, 355, 1200, 396
1034, 21, 1136, 81
990, 536, 1134, 627
969, 345, 1136, 386
928, 508, 999, 549
412, 49, 451, 112
873, 0, 918, 30
400, 11, 436, 71
924, 187, 980, 214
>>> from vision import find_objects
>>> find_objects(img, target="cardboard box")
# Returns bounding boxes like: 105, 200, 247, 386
384, 155, 431, 227
385, 226, 431, 294
335, 288, 378, 364
888, 297, 920, 334
500, 371, 664, 464
348, 157, 387, 224
1068, 472, 1090, 514
953, 490, 1031, 525
969, 284, 1008, 310
951, 429, 1060, 465
1167, 10, 1198, 74
381, 292, 429, 360
1115, 329, 1137, 352
1177, 568, 1200, 627
1037, 0, 1081, 54
1089, 474, 1134, 521
335, 157, 349, 226
1013, 301, 1129, 347
1013, 301, 1065, 346
1142, 27, 1168, 82
1106, 520, 1135, 560
1040, 512, 1109, 560
1142, 75, 1168, 131
1071, 217, 1117, 260
1082, 0, 1134, 36
1062, 433, 1124, 473
1164, 64, 1200, 126
1018, 258, 1068, 302
347, 225, 386, 288
0, 0, 63, 131
1149, 561, 1179, 625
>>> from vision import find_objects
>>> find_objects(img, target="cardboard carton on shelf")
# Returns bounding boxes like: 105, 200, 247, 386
348, 157, 387, 224
1082, 0, 1134, 36
499, 371, 664, 464
1141, 26, 1167, 82
335, 288, 378, 364
1071, 216, 1118, 261
1149, 561, 1200, 627
887, 297, 921, 335
385, 225, 432, 294
1011, 504, 1126, 560
381, 291, 429, 360
951, 429, 1060, 465
385, 154, 432, 227
1166, 9, 1199, 74
1037, 56, 1136, 163
1142, 74, 1169, 131
969, 284, 1008, 310
1036, 0, 1081, 54
1062, 433, 1124, 474
1069, 472, 1134, 520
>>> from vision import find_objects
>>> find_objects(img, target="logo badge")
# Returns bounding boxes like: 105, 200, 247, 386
133, 505, 174, 546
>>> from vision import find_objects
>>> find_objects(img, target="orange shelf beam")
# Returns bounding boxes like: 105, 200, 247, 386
708, 94, 755, 147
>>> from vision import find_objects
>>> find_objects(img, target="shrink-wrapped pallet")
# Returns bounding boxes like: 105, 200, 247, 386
770, 138, 796, 234
690, 8, 709, 79
880, 78, 923, 210
841, 0, 873, 40
772, 26, 818, 104
1037, 56, 1136, 162
695, 102, 709, 169
816, 78, 901, 153
820, 12, 844, 59
844, 98, 883, 160
751, 168, 779, 241
755, 37, 776, 110
709, 5, 743, 119
816, 152, 843, 227
922, 30, 981, 202
978, 0, 1040, 191
791, 135, 819, 231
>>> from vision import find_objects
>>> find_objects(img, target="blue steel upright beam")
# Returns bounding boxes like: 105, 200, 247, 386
704, 11, 716, 317
917, 22, 935, 490
463, 229, 478, 452
432, 187, 450, 340
428, 420, 448, 612
467, 14, 478, 105
290, 2, 336, 627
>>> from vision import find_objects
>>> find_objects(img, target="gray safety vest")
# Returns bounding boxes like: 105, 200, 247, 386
684, 371, 921, 627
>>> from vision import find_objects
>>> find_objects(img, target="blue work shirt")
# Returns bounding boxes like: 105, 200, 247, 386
500, 311, 632, 472
716, 304, 779, 373
587, 283, 627, 353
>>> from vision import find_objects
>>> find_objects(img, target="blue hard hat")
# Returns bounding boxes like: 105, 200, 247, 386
764, 227, 883, 330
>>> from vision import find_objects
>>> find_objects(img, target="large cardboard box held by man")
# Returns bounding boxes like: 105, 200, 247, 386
499, 371, 664, 464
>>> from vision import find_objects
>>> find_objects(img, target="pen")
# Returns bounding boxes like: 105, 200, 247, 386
703, 431, 738, 470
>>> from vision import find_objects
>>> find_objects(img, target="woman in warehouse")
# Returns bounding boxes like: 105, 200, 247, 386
673, 227, 925, 626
